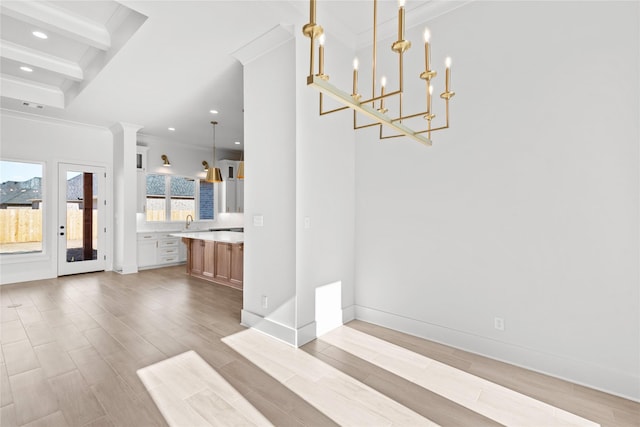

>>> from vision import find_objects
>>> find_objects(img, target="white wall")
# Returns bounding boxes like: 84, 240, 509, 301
241, 33, 299, 338
354, 1, 639, 400
239, 24, 356, 345
295, 29, 356, 337
0, 111, 113, 284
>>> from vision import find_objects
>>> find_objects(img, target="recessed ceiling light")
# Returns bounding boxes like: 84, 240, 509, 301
209, 110, 218, 114
234, 141, 241, 145
20, 66, 33, 73
32, 31, 48, 39
168, 127, 175, 131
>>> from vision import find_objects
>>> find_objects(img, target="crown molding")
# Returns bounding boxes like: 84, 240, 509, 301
232, 24, 295, 66
0, 107, 109, 132
0, 0, 111, 50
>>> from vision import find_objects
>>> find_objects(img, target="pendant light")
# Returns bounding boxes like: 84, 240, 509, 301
205, 121, 223, 183
237, 151, 244, 179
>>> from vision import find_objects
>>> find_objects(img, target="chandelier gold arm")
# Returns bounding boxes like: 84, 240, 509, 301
320, 93, 350, 116
308, 75, 432, 146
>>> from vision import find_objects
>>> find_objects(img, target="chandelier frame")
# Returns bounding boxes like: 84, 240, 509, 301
303, 0, 456, 146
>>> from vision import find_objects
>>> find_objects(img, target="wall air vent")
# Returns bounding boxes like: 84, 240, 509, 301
22, 102, 44, 109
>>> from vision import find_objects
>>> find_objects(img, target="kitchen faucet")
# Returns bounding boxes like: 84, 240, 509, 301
185, 214, 194, 230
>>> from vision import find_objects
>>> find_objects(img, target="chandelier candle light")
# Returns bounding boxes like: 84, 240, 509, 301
303, 0, 456, 146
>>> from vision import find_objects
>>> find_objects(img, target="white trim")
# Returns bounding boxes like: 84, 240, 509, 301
342, 304, 356, 324
0, 108, 109, 132
241, 309, 319, 347
1, 0, 111, 50
0, 269, 55, 285
0, 40, 83, 81
296, 321, 317, 347
232, 24, 294, 66
1, 75, 65, 108
354, 305, 640, 402
241, 309, 297, 346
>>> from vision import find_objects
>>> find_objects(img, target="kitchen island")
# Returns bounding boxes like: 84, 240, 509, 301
173, 231, 244, 290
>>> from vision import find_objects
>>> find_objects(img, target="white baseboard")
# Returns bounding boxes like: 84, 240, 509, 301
241, 309, 299, 347
354, 305, 640, 402
241, 307, 356, 348
296, 321, 317, 347
342, 304, 356, 323
0, 270, 54, 285
120, 264, 138, 274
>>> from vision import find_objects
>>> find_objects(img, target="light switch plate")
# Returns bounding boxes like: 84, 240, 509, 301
253, 215, 264, 227
304, 217, 310, 229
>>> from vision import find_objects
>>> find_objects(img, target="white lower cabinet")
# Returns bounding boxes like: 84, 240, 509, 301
137, 233, 157, 268
137, 232, 187, 269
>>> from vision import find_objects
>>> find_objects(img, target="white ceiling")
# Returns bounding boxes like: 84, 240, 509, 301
0, 0, 467, 150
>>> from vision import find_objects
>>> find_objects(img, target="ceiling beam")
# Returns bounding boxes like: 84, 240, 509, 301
0, 1, 111, 51
0, 74, 65, 108
1, 40, 83, 81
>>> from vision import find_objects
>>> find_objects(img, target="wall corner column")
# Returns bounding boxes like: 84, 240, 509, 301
110, 122, 142, 274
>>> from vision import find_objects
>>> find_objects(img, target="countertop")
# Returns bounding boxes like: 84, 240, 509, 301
138, 227, 243, 233
172, 231, 244, 243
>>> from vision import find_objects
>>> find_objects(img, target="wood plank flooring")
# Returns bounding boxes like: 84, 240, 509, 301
0, 266, 638, 427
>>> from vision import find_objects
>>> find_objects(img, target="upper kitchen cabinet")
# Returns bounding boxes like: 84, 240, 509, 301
136, 146, 149, 171
137, 146, 149, 213
219, 159, 244, 213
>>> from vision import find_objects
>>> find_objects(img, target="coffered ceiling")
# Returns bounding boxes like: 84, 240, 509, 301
0, 1, 468, 150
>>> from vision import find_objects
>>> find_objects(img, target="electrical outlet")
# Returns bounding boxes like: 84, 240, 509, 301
261, 295, 268, 309
494, 317, 505, 331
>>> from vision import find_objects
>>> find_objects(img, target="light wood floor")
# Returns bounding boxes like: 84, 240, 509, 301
0, 266, 638, 426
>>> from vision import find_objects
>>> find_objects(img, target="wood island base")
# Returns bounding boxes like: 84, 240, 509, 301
182, 237, 243, 290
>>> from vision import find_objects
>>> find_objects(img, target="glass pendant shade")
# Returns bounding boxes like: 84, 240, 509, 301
237, 161, 245, 179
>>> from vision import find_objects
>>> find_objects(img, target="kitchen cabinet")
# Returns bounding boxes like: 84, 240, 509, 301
137, 233, 157, 268
186, 239, 217, 280
136, 146, 148, 171
203, 240, 215, 278
214, 242, 231, 282
230, 242, 243, 287
213, 241, 243, 288
136, 146, 148, 214
137, 170, 146, 213
190, 238, 204, 275
219, 159, 244, 213
183, 235, 243, 290
157, 232, 182, 265
236, 179, 244, 213
137, 232, 186, 269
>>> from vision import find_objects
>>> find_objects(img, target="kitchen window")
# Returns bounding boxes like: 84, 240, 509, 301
146, 174, 214, 222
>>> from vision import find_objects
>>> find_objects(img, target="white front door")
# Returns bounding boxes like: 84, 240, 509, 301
58, 163, 106, 276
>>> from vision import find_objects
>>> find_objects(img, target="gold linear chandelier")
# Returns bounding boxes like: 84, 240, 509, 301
303, 0, 455, 146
